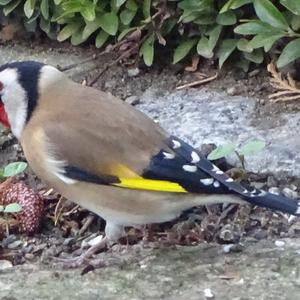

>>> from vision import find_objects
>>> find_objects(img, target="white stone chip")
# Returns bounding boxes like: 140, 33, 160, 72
204, 288, 214, 298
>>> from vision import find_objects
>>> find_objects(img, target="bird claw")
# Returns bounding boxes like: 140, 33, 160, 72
53, 236, 108, 268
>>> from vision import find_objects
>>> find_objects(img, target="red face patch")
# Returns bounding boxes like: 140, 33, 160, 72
0, 102, 9, 128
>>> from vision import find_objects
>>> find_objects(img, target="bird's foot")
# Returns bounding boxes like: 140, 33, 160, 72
53, 236, 108, 268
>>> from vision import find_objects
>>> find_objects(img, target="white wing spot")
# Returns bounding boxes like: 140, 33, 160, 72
258, 190, 267, 197
216, 170, 224, 174
243, 189, 249, 194
226, 178, 234, 182
183, 165, 197, 172
191, 151, 200, 163
211, 165, 220, 172
213, 180, 220, 188
200, 178, 214, 186
163, 152, 175, 159
172, 140, 181, 149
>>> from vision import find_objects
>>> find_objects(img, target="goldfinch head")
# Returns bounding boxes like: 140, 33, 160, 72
0, 61, 62, 139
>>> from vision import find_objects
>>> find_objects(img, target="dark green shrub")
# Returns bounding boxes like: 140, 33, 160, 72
0, 0, 300, 69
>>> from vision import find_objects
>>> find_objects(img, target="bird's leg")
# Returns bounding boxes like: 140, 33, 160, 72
54, 222, 125, 268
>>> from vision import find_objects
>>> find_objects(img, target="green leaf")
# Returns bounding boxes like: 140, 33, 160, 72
40, 17, 51, 34
143, 0, 151, 18
57, 22, 82, 41
95, 30, 109, 48
248, 33, 284, 51
116, 0, 126, 7
120, 9, 136, 25
280, 0, 300, 15
3, 162, 27, 177
173, 39, 197, 64
220, 0, 252, 13
126, 0, 137, 11
140, 34, 155, 66
117, 27, 137, 41
234, 20, 282, 35
237, 38, 253, 53
24, 0, 36, 19
81, 5, 96, 22
207, 143, 235, 160
98, 12, 119, 35
244, 48, 263, 63
0, 0, 13, 5
208, 25, 222, 49
4, 203, 23, 213
216, 10, 236, 25
40, 0, 48, 20
291, 15, 300, 31
197, 36, 213, 58
197, 25, 222, 58
254, 0, 289, 30
71, 28, 88, 45
0, 205, 3, 213
277, 38, 300, 68
239, 140, 265, 156
82, 18, 102, 40
24, 18, 37, 32
217, 39, 238, 68
54, 0, 62, 4
3, 0, 21, 16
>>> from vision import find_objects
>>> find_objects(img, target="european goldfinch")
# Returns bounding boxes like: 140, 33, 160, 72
0, 61, 299, 265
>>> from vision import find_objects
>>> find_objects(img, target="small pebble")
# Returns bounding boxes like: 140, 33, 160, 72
248, 69, 260, 77
7, 240, 23, 249
2, 235, 18, 247
223, 244, 234, 253
0, 260, 13, 270
288, 215, 297, 224
87, 235, 104, 247
24, 253, 35, 260
127, 68, 140, 77
290, 184, 297, 191
204, 288, 214, 298
267, 176, 278, 187
125, 96, 140, 106
226, 86, 238, 96
63, 237, 76, 247
282, 187, 298, 199
268, 187, 280, 195
275, 240, 285, 247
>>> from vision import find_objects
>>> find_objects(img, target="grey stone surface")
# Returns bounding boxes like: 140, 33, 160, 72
1, 239, 300, 300
137, 88, 300, 178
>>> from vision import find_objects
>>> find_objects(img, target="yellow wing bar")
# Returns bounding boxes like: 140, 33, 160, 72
113, 178, 188, 193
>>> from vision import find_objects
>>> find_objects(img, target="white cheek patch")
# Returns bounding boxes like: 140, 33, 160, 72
0, 68, 27, 139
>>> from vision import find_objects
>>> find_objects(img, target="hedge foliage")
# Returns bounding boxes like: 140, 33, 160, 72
0, 0, 300, 70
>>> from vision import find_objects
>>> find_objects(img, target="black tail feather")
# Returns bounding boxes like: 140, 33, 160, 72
166, 136, 300, 216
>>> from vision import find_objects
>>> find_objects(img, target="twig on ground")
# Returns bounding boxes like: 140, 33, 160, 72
176, 73, 218, 90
